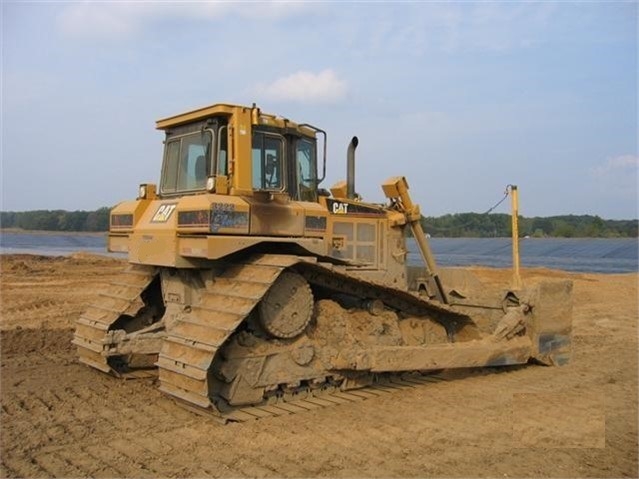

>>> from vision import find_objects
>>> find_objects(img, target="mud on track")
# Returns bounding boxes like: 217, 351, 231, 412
1, 254, 637, 478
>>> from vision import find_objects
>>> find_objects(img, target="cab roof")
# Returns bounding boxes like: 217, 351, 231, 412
155, 103, 316, 137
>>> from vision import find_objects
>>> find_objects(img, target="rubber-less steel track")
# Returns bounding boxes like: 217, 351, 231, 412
179, 373, 447, 423
72, 264, 157, 374
155, 254, 477, 418
298, 261, 473, 325
156, 256, 302, 408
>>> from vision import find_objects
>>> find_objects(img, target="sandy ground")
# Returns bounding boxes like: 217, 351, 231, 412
0, 253, 637, 478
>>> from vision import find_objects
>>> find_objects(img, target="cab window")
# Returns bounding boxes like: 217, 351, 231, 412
161, 131, 212, 193
252, 132, 284, 190
295, 138, 317, 201
217, 125, 228, 175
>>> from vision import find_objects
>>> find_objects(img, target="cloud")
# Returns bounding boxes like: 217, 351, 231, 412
591, 154, 639, 177
57, 1, 314, 39
57, 3, 140, 37
253, 69, 347, 104
343, 3, 558, 57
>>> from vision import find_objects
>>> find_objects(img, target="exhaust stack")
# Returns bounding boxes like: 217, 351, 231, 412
347, 136, 359, 200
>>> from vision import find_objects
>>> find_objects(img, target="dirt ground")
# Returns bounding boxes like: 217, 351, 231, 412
0, 253, 637, 478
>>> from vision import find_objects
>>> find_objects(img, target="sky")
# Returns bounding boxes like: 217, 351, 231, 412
2, 1, 637, 219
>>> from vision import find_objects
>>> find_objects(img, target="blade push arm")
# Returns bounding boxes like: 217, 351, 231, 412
382, 176, 448, 304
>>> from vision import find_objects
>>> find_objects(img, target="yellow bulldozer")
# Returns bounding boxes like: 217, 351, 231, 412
74, 103, 572, 421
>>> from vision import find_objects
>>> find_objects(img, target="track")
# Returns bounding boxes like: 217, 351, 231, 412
157, 256, 298, 408
155, 251, 464, 417
180, 372, 448, 423
72, 264, 158, 373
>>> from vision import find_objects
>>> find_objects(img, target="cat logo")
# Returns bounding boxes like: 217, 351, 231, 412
332, 202, 349, 214
151, 203, 177, 223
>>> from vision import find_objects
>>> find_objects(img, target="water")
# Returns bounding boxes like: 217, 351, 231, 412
410, 237, 638, 274
0, 232, 636, 273
0, 232, 118, 257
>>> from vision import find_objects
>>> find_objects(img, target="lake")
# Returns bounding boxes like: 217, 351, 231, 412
0, 231, 636, 274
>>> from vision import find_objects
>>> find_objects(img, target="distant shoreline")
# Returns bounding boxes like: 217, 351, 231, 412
0, 228, 107, 237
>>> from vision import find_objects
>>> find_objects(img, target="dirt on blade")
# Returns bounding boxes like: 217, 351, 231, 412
1, 254, 637, 478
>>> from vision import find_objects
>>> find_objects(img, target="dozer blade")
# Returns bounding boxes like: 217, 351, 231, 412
525, 279, 573, 366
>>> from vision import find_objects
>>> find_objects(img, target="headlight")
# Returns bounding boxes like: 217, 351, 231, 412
111, 214, 133, 228
206, 177, 215, 193
178, 210, 210, 227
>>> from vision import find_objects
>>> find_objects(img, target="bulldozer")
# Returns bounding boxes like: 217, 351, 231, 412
73, 103, 572, 421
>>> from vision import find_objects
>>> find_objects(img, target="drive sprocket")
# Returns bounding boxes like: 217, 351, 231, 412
259, 271, 313, 339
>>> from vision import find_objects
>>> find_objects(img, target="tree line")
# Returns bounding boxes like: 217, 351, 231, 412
421, 213, 638, 238
0, 208, 637, 237
1, 208, 110, 232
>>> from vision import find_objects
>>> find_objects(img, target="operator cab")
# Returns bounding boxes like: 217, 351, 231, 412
156, 104, 323, 203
